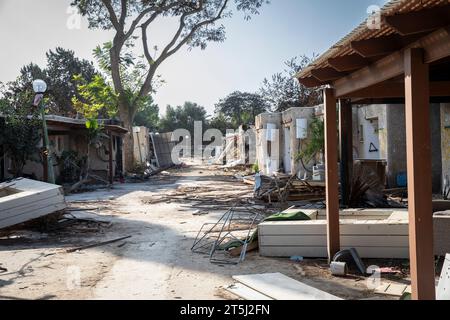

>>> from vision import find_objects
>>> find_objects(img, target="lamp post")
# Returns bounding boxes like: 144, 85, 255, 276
32, 79, 55, 184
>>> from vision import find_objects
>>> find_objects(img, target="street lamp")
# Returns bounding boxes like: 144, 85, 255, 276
32, 79, 55, 184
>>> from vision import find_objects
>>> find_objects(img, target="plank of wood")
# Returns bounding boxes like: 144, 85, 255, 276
232, 273, 342, 300
226, 283, 273, 300
375, 283, 410, 296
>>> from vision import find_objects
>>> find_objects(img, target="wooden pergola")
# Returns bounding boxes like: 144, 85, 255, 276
296, 0, 450, 300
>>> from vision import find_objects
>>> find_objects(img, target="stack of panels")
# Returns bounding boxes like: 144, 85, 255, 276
0, 178, 66, 229
258, 219, 410, 259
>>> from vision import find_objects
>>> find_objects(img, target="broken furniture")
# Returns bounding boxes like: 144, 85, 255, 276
191, 206, 265, 265
227, 272, 342, 300
0, 178, 66, 229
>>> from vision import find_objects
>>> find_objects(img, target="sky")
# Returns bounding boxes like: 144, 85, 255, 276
0, 0, 388, 115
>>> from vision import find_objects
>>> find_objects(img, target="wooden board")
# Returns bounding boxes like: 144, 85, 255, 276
226, 283, 273, 300
375, 283, 411, 297
232, 273, 342, 300
0, 178, 66, 229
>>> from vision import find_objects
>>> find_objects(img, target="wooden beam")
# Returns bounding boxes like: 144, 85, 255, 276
311, 67, 347, 82
334, 28, 450, 97
404, 48, 435, 300
342, 81, 450, 99
298, 76, 324, 88
328, 54, 369, 72
339, 99, 353, 207
351, 34, 424, 58
324, 88, 340, 261
385, 5, 450, 36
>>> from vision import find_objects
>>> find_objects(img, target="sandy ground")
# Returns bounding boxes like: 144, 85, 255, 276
0, 163, 406, 300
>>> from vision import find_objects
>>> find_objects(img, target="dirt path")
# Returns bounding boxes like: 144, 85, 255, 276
1, 163, 380, 300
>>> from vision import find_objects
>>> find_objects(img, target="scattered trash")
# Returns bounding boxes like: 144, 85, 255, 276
66, 235, 132, 253
330, 261, 348, 276
290, 256, 304, 262
192, 210, 209, 216
332, 248, 366, 275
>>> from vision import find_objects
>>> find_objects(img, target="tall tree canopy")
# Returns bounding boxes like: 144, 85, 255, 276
260, 55, 322, 112
11, 48, 98, 115
71, 0, 268, 170
159, 101, 207, 137
214, 91, 268, 127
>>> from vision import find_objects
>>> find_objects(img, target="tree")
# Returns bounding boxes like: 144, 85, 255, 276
45, 47, 98, 115
214, 91, 268, 127
208, 112, 232, 133
260, 55, 322, 112
71, 0, 267, 171
70, 75, 118, 191
0, 82, 42, 178
12, 48, 98, 116
133, 96, 159, 129
159, 101, 207, 137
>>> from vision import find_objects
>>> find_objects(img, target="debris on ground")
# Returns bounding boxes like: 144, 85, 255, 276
0, 178, 67, 230
228, 272, 342, 300
66, 235, 132, 253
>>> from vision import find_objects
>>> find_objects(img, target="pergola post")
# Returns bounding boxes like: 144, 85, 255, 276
339, 99, 353, 207
404, 48, 435, 300
324, 88, 340, 261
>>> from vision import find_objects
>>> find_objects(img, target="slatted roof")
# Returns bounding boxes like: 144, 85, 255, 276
296, 0, 450, 87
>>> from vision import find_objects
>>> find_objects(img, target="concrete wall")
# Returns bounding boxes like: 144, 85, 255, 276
3, 128, 124, 183
255, 112, 283, 175
281, 107, 316, 177
385, 105, 406, 188
133, 126, 150, 165
354, 104, 442, 190
355, 105, 387, 160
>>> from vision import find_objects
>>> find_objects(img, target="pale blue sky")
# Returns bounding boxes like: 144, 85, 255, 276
0, 0, 388, 115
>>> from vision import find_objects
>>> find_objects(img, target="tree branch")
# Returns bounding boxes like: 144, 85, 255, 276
136, 0, 230, 101
165, 0, 229, 59
119, 0, 128, 27
100, 0, 121, 31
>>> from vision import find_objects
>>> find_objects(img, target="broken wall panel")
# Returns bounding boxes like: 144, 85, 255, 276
150, 132, 177, 168
0, 178, 66, 229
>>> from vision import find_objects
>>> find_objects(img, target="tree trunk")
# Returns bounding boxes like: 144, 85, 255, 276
118, 100, 136, 173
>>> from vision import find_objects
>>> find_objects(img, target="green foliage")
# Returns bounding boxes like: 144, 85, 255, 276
133, 96, 160, 129
11, 48, 98, 115
56, 150, 86, 183
296, 117, 324, 164
208, 112, 233, 134
72, 74, 118, 119
0, 82, 42, 177
252, 163, 260, 173
260, 55, 323, 112
214, 91, 268, 128
159, 102, 208, 135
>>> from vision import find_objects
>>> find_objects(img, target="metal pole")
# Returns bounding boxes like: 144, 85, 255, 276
40, 104, 55, 184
